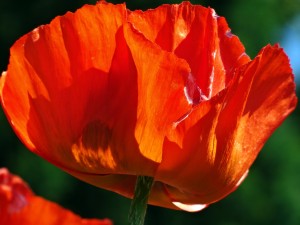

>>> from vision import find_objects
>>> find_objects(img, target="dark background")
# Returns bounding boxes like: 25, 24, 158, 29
1, 0, 300, 224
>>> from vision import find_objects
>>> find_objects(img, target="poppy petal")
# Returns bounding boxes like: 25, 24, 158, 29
129, 2, 250, 99
0, 2, 128, 173
122, 22, 191, 164
1, 2, 297, 211
0, 168, 112, 225
156, 44, 297, 205
58, 20, 195, 209
1, 2, 191, 178
215, 44, 297, 182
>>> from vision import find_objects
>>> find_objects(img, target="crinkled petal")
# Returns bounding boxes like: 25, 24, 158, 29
1, 2, 191, 180
0, 3, 127, 173
129, 1, 250, 98
0, 1, 297, 211
156, 44, 297, 205
122, 22, 191, 164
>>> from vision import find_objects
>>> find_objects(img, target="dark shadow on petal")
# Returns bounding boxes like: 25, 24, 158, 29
25, 26, 158, 180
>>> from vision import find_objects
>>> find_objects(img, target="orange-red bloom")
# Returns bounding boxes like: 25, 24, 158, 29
0, 168, 112, 224
0, 2, 297, 211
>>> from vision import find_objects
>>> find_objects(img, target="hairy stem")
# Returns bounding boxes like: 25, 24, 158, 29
128, 176, 154, 225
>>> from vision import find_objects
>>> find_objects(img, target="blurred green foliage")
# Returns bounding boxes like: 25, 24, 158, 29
0, 0, 299, 224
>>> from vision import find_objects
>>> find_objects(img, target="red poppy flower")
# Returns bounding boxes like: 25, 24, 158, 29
0, 2, 297, 211
0, 168, 112, 224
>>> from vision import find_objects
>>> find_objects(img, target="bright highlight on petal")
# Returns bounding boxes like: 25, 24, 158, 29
0, 1, 297, 211
235, 170, 249, 188
172, 202, 208, 212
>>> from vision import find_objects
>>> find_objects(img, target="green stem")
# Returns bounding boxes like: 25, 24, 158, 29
128, 176, 154, 225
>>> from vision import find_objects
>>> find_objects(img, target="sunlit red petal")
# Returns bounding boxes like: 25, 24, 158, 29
1, 2, 191, 183
0, 1, 297, 211
122, 22, 191, 164
215, 44, 297, 181
129, 2, 250, 99
1, 3, 131, 173
156, 44, 297, 205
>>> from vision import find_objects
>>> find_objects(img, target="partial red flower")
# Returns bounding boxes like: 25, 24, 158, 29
0, 2, 297, 211
0, 168, 112, 224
